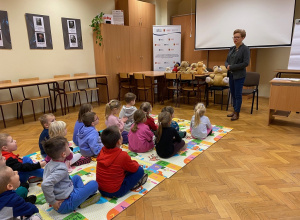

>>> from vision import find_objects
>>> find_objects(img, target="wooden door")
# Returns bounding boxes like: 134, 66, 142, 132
140, 27, 152, 71
142, 2, 155, 28
130, 26, 142, 71
128, 0, 139, 27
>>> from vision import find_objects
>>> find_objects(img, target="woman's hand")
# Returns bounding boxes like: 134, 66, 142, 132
227, 65, 230, 70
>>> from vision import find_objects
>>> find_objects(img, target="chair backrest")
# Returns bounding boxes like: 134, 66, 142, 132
54, 74, 70, 78
133, 73, 145, 80
165, 73, 178, 80
19, 77, 39, 82
74, 73, 88, 77
244, 72, 260, 87
120, 73, 130, 79
180, 73, 195, 81
0, 80, 12, 84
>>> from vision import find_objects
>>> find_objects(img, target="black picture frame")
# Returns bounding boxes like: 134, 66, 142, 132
0, 10, 12, 49
61, 17, 83, 49
25, 13, 53, 49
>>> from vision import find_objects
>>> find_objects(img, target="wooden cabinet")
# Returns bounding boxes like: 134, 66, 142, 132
129, 26, 152, 72
94, 24, 130, 100
115, 0, 155, 28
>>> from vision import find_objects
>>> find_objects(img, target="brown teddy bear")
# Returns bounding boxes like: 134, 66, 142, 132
177, 61, 189, 74
205, 65, 229, 86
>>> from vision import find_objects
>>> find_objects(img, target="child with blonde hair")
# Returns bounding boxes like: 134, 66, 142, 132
38, 113, 55, 158
128, 110, 154, 153
140, 102, 157, 131
155, 112, 186, 158
190, 103, 212, 139
48, 121, 82, 171
73, 104, 93, 146
105, 100, 128, 144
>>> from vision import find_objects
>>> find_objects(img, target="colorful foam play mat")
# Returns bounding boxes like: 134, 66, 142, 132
27, 117, 232, 220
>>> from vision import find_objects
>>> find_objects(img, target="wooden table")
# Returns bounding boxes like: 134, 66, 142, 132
275, 69, 300, 78
268, 78, 300, 125
0, 75, 109, 117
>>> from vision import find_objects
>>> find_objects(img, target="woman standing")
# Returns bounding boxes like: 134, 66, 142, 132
225, 29, 250, 121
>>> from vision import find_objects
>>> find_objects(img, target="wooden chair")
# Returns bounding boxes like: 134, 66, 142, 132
118, 73, 136, 100
163, 73, 180, 106
74, 73, 100, 105
19, 77, 52, 121
133, 73, 155, 106
179, 73, 202, 105
0, 80, 23, 128
54, 74, 82, 114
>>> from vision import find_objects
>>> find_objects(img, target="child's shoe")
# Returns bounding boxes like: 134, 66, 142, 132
79, 192, 101, 209
28, 176, 43, 183
131, 173, 148, 190
25, 195, 37, 204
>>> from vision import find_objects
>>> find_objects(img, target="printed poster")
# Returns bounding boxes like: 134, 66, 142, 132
153, 25, 181, 71
69, 34, 78, 47
35, 32, 46, 47
67, 20, 76, 34
33, 16, 45, 32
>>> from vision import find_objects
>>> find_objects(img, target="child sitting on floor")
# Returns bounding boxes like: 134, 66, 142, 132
140, 102, 157, 132
48, 121, 82, 171
155, 112, 186, 159
78, 112, 104, 157
0, 150, 36, 204
105, 99, 128, 144
42, 136, 100, 214
190, 103, 212, 140
128, 109, 154, 153
0, 133, 45, 184
96, 126, 148, 198
38, 113, 56, 158
161, 106, 186, 138
119, 92, 137, 133
73, 103, 93, 146
0, 166, 42, 220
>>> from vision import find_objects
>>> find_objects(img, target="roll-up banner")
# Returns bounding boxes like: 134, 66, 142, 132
153, 25, 181, 71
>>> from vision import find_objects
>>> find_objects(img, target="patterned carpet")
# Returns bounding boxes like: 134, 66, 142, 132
26, 117, 232, 220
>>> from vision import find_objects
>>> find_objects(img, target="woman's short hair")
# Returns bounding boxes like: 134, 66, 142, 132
233, 29, 246, 38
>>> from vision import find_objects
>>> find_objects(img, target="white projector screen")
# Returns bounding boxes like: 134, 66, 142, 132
195, 0, 296, 50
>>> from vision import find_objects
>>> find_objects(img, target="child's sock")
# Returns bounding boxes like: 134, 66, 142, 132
73, 156, 91, 166
79, 192, 101, 209
65, 160, 73, 173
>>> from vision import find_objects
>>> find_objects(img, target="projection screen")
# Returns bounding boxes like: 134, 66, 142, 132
195, 0, 296, 50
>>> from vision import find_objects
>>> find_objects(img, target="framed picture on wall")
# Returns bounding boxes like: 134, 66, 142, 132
25, 13, 53, 49
61, 17, 83, 49
0, 10, 12, 49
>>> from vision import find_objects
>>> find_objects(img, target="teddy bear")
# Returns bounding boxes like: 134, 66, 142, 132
172, 62, 180, 73
186, 63, 197, 74
196, 61, 207, 75
205, 65, 229, 86
177, 61, 189, 74
165, 67, 172, 73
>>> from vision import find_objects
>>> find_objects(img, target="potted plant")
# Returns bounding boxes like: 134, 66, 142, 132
90, 12, 104, 46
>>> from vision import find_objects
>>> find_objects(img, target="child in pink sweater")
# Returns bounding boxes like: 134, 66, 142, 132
105, 100, 128, 144
128, 110, 154, 153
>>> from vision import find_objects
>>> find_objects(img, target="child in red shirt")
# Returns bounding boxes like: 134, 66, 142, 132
96, 126, 147, 198
140, 102, 157, 131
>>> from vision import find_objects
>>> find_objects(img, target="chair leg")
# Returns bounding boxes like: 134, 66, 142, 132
256, 90, 259, 110
16, 103, 19, 119
221, 90, 223, 110
251, 92, 255, 114
0, 106, 6, 128
47, 98, 51, 113
43, 99, 46, 113
90, 91, 93, 104
78, 93, 82, 106
20, 102, 24, 124
31, 100, 36, 121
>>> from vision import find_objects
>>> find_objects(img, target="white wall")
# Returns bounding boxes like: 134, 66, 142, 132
0, 0, 114, 120
168, 0, 300, 97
